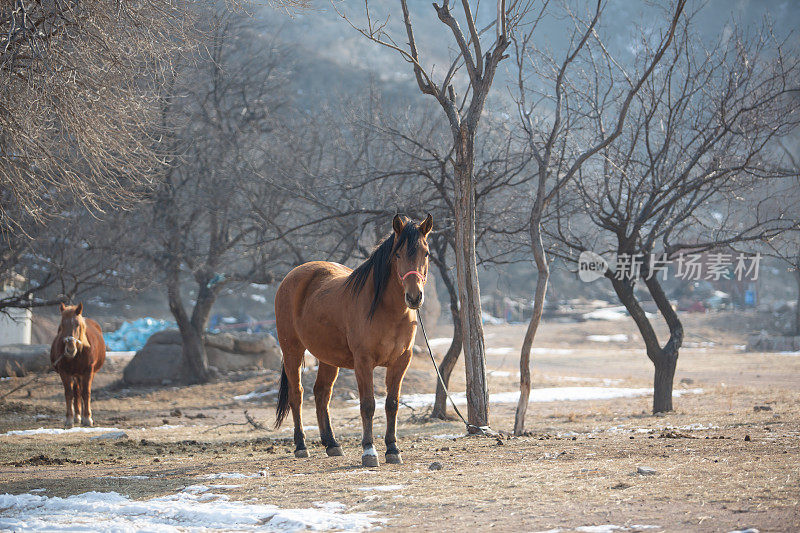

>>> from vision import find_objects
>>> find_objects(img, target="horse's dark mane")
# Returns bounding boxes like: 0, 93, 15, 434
346, 221, 422, 319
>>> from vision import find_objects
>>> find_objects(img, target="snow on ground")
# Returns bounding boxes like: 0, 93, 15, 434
357, 485, 405, 492
2, 424, 183, 437
582, 307, 628, 321
234, 389, 278, 401
486, 347, 515, 356
106, 351, 136, 358
352, 387, 703, 410
426, 338, 453, 348
777, 350, 800, 356
199, 472, 264, 480
1, 426, 121, 437
587, 334, 629, 343
536, 526, 660, 533
0, 490, 384, 532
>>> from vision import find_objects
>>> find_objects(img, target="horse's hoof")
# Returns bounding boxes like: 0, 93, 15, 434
362, 454, 379, 467
81, 417, 93, 427
385, 453, 403, 464
64, 419, 73, 429
294, 449, 309, 458
73, 415, 81, 425
326, 446, 343, 457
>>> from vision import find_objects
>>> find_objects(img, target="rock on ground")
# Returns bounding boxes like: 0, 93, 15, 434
0, 344, 51, 377
123, 330, 282, 385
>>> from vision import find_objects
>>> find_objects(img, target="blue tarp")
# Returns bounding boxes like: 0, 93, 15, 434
103, 317, 176, 352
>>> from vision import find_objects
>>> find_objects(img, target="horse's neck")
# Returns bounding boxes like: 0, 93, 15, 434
369, 267, 408, 318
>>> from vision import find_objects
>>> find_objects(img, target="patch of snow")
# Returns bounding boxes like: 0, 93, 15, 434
0, 491, 383, 532
281, 425, 318, 433
426, 338, 453, 348
2, 426, 121, 437
29, 489, 46, 493
199, 472, 262, 480
734, 345, 746, 351
582, 307, 628, 321
486, 347, 515, 356
481, 312, 504, 325
532, 348, 575, 355
106, 351, 136, 358
355, 387, 704, 410
430, 434, 463, 440
250, 294, 267, 304
777, 350, 800, 356
488, 370, 513, 377
207, 484, 242, 490
357, 485, 405, 492
587, 334, 629, 343
100, 475, 150, 480
234, 389, 278, 401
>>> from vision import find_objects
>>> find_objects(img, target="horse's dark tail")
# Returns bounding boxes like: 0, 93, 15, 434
275, 365, 290, 429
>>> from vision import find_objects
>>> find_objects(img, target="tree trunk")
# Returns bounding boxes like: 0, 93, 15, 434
432, 261, 463, 419
452, 127, 489, 432
166, 265, 210, 383
514, 221, 549, 435
653, 350, 678, 412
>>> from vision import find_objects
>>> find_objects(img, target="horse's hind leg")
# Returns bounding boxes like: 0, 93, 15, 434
276, 340, 308, 458
314, 362, 342, 456
385, 350, 412, 465
71, 378, 81, 427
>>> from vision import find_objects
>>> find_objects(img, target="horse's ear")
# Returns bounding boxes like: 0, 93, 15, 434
419, 213, 433, 237
59, 302, 66, 313
75, 303, 83, 316
392, 214, 405, 235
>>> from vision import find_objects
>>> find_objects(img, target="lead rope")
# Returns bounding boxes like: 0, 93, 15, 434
417, 313, 494, 437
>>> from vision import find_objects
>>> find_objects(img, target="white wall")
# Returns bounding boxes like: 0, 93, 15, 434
0, 307, 32, 345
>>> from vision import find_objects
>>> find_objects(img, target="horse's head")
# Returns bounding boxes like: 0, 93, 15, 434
392, 214, 433, 310
58, 302, 91, 359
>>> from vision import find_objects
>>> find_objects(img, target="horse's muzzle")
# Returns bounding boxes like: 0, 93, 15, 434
405, 292, 424, 310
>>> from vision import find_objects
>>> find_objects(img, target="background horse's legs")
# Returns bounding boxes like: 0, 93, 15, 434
384, 350, 412, 464
61, 374, 74, 428
71, 378, 81, 426
80, 373, 95, 427
314, 362, 342, 456
354, 359, 377, 467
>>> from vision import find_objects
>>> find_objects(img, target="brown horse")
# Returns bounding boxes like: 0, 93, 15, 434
50, 303, 106, 428
274, 214, 432, 467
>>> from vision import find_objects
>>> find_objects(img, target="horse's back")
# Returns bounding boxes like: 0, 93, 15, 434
275, 261, 354, 367
85, 318, 106, 371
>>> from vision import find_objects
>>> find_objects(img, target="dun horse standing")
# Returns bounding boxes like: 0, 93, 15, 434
50, 303, 106, 428
274, 214, 432, 466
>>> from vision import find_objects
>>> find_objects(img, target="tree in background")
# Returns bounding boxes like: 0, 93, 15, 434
337, 0, 532, 431
549, 17, 800, 412
509, 0, 686, 434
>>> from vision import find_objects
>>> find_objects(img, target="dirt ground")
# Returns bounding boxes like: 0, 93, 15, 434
1, 314, 799, 532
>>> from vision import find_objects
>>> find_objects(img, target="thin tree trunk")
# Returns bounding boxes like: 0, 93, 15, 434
643, 273, 683, 413
514, 221, 549, 435
452, 128, 489, 432
432, 261, 463, 419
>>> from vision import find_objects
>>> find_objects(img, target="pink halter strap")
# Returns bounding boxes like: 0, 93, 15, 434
399, 270, 427, 285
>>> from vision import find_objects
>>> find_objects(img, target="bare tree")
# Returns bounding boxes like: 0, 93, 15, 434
118, 11, 296, 382
0, 0, 202, 241
549, 17, 800, 412
509, 0, 686, 434
336, 0, 533, 431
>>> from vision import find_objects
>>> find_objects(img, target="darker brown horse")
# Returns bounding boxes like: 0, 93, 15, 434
50, 303, 106, 428
274, 214, 432, 466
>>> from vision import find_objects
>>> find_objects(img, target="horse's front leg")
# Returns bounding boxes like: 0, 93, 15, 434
354, 359, 377, 467
80, 373, 95, 427
60, 374, 74, 429
385, 350, 412, 465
